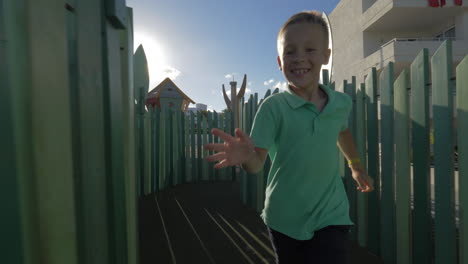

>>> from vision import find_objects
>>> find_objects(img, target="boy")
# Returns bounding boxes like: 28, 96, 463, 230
204, 11, 374, 264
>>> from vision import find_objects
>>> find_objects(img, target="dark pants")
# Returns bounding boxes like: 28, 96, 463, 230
267, 225, 350, 264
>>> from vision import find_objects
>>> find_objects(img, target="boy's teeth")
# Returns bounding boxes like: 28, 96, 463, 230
293, 69, 309, 74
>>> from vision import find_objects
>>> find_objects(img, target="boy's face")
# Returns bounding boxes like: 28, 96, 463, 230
277, 23, 330, 90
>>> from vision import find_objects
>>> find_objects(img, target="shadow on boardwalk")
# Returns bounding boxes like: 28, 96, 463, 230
139, 181, 384, 264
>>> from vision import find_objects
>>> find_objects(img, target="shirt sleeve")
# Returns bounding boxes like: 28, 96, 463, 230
249, 99, 277, 150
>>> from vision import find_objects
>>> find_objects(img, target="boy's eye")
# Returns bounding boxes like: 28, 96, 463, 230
306, 48, 316, 52
285, 50, 294, 55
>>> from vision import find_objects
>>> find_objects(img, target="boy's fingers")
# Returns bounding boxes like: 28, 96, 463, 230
235, 128, 248, 139
214, 159, 230, 169
211, 128, 235, 143
206, 152, 226, 162
204, 143, 226, 152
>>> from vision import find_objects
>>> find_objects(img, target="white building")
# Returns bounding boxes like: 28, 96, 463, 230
329, 0, 468, 91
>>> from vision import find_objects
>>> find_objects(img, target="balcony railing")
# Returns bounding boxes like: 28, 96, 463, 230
381, 37, 457, 48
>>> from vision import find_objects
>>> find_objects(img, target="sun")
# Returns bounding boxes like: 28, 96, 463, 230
133, 32, 167, 87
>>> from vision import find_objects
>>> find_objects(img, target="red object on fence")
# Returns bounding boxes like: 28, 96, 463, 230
455, 0, 462, 5
429, 0, 440, 7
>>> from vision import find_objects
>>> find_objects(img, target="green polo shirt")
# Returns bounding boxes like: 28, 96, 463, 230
250, 84, 354, 240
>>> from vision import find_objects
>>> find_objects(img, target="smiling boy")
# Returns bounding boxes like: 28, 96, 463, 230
205, 11, 374, 264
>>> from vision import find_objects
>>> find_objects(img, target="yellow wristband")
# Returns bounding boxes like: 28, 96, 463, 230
347, 158, 361, 166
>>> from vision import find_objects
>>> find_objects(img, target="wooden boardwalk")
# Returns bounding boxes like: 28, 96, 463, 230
139, 181, 384, 264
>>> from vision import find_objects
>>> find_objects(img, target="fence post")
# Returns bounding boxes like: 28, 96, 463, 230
344, 78, 357, 241
365, 68, 380, 256
355, 83, 368, 247
394, 69, 411, 264
380, 62, 396, 264
207, 111, 214, 181
410, 48, 431, 264
431, 40, 456, 264
190, 111, 196, 183
456, 55, 468, 264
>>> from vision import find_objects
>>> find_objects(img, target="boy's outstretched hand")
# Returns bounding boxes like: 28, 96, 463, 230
204, 128, 255, 169
351, 168, 374, 193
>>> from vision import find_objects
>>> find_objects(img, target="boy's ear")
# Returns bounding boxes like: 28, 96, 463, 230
323, 48, 331, 65
277, 56, 283, 71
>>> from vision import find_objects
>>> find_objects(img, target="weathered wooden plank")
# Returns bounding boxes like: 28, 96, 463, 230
380, 62, 396, 264
457, 55, 468, 264
365, 68, 380, 256
431, 40, 456, 264
410, 48, 431, 264
394, 69, 411, 264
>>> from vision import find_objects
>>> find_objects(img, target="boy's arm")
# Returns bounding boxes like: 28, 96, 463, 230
241, 147, 268, 174
337, 129, 374, 192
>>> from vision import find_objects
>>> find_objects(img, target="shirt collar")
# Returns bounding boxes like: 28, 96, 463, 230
283, 83, 335, 110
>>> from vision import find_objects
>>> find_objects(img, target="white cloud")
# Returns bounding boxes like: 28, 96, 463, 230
263, 79, 275, 86
163, 66, 181, 80
224, 73, 238, 80
274, 81, 288, 91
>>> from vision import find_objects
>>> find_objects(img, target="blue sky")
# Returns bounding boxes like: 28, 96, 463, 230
127, 0, 341, 111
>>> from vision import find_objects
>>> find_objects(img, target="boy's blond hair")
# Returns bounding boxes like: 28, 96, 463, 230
277, 11, 329, 53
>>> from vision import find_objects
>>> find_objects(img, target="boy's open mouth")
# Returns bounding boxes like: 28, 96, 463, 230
291, 69, 311, 75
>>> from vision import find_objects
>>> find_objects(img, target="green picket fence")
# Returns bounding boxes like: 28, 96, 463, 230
343, 40, 468, 264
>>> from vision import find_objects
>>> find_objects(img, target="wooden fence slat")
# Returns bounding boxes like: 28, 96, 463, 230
144, 111, 151, 194
154, 109, 160, 191
213, 112, 219, 181
202, 113, 209, 181
355, 83, 368, 247
190, 111, 196, 183
184, 111, 191, 183
344, 78, 357, 241
431, 40, 456, 264
197, 111, 202, 182
218, 112, 226, 181
456, 55, 468, 264
394, 69, 411, 264
380, 62, 396, 264
172, 110, 179, 185
208, 111, 214, 181
365, 68, 380, 256
159, 109, 168, 189
322, 69, 329, 86
365, 68, 380, 255
410, 49, 432, 264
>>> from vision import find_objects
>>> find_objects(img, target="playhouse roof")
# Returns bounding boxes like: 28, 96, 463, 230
147, 77, 195, 104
